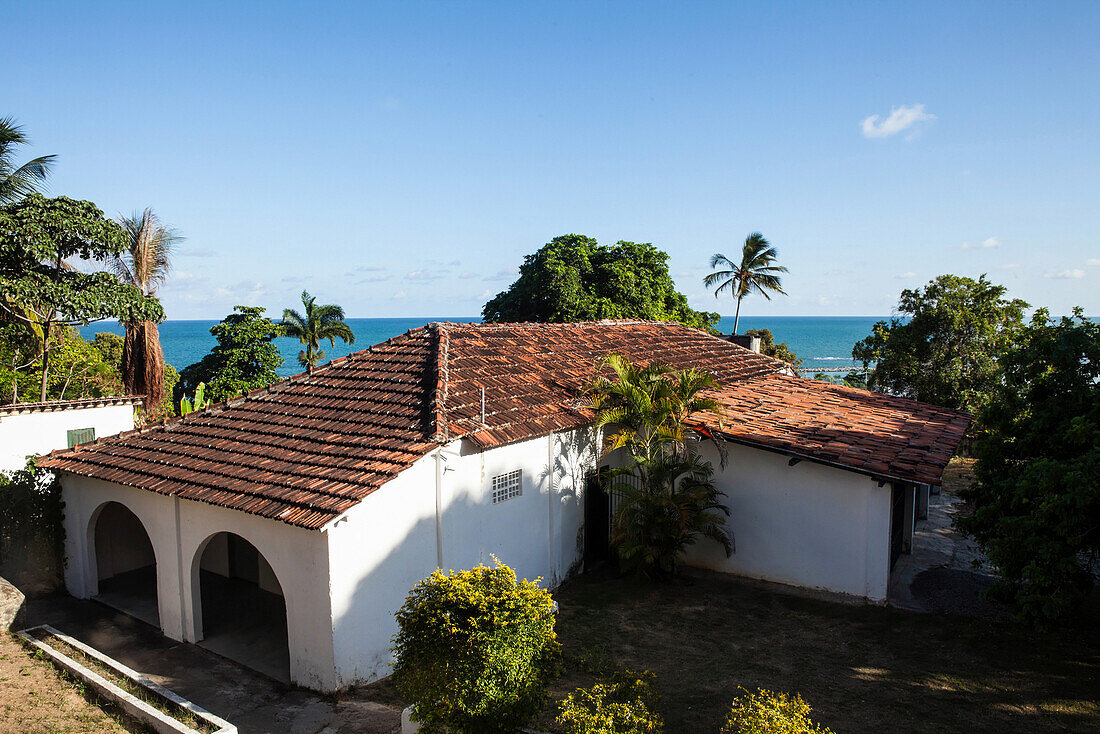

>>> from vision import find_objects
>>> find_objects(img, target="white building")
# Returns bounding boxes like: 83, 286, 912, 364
41, 321, 968, 691
0, 396, 140, 473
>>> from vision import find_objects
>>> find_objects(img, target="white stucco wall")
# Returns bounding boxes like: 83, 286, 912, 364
326, 427, 596, 687
59, 474, 338, 690
682, 442, 893, 601
0, 403, 136, 472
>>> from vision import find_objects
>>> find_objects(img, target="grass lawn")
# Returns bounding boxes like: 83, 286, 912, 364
540, 570, 1099, 733
0, 632, 131, 734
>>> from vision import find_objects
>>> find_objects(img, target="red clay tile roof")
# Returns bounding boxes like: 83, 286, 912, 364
698, 374, 970, 486
39, 320, 968, 529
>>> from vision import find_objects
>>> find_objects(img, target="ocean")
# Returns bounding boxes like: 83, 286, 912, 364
81, 316, 882, 378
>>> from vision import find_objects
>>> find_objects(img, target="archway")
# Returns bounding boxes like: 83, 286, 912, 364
91, 502, 159, 626
195, 532, 289, 681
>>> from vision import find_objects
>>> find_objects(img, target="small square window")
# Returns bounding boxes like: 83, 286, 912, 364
66, 427, 95, 448
491, 469, 522, 504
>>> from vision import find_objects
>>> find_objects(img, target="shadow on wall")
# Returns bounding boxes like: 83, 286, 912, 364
331, 433, 597, 687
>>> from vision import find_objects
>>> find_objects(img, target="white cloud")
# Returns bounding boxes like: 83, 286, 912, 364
961, 237, 1002, 250
860, 104, 936, 139
894, 271, 916, 279
214, 280, 268, 302
1087, 258, 1100, 266
354, 265, 386, 273
405, 270, 441, 281
1044, 268, 1085, 280
357, 274, 391, 283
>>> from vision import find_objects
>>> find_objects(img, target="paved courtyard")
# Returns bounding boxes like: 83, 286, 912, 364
888, 460, 1006, 618
24, 596, 401, 734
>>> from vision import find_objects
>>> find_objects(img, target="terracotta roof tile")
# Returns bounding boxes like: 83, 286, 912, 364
39, 320, 968, 529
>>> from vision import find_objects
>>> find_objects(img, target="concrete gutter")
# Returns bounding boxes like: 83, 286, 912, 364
17, 624, 235, 734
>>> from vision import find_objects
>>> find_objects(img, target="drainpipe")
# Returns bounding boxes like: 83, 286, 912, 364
547, 432, 555, 583
434, 450, 444, 569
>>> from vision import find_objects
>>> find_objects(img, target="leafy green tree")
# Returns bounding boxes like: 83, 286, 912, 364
483, 235, 718, 331
281, 290, 355, 371
955, 308, 1099, 626
0, 117, 55, 205
812, 371, 869, 390
0, 195, 164, 401
743, 328, 800, 367
587, 353, 732, 577
1, 326, 122, 403
110, 209, 182, 408
177, 306, 284, 404
852, 274, 1027, 415
704, 233, 788, 334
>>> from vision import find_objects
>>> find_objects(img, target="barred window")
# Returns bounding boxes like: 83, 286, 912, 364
491, 469, 522, 504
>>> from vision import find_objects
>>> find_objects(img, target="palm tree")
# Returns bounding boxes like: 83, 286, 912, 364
282, 291, 355, 372
109, 209, 182, 408
703, 232, 788, 334
585, 352, 730, 576
0, 117, 56, 204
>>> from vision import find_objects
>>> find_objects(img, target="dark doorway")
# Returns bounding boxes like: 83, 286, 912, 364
889, 483, 905, 570
93, 502, 159, 626
197, 533, 289, 682
584, 470, 611, 570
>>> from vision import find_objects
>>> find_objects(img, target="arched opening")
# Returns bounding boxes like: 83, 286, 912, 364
195, 532, 289, 682
91, 502, 159, 626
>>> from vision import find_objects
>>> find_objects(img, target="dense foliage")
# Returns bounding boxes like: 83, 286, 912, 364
852, 274, 1027, 415
556, 669, 664, 734
956, 309, 1099, 626
0, 460, 64, 591
743, 328, 800, 366
281, 290, 355, 370
721, 689, 833, 734
1, 326, 122, 403
482, 235, 718, 331
0, 194, 164, 401
177, 306, 284, 404
704, 233, 788, 334
391, 562, 560, 733
587, 353, 732, 577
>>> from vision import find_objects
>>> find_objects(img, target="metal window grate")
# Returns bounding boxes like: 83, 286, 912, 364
66, 427, 95, 448
491, 469, 522, 504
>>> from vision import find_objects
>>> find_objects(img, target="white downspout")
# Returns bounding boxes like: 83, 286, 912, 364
434, 450, 444, 569
547, 432, 555, 584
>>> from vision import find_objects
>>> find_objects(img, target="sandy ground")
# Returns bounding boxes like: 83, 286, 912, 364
0, 632, 129, 734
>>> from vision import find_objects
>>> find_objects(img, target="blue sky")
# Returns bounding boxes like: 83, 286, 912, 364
7, 1, 1098, 319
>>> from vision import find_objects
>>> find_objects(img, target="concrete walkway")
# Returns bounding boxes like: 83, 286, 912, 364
887, 476, 1006, 618
24, 596, 401, 734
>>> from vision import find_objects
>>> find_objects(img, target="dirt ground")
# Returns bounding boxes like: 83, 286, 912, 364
0, 632, 130, 734
537, 569, 1100, 733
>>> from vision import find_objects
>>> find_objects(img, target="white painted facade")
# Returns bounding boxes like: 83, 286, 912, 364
0, 399, 138, 473
57, 424, 899, 691
683, 442, 893, 601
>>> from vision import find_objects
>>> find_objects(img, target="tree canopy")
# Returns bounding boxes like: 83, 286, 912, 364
0, 194, 164, 401
177, 306, 284, 405
955, 309, 1099, 626
482, 235, 718, 331
704, 232, 788, 334
852, 274, 1027, 414
743, 328, 800, 367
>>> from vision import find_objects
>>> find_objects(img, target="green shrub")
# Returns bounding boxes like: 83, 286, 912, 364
721, 689, 833, 734
556, 669, 663, 734
391, 560, 559, 734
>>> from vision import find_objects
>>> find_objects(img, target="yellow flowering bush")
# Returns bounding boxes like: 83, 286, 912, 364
391, 561, 560, 733
721, 688, 834, 734
556, 669, 663, 734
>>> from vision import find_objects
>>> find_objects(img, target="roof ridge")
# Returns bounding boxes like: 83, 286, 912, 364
428, 323, 451, 441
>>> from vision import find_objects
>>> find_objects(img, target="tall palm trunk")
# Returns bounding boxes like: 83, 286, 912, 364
121, 320, 166, 407
732, 295, 743, 335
